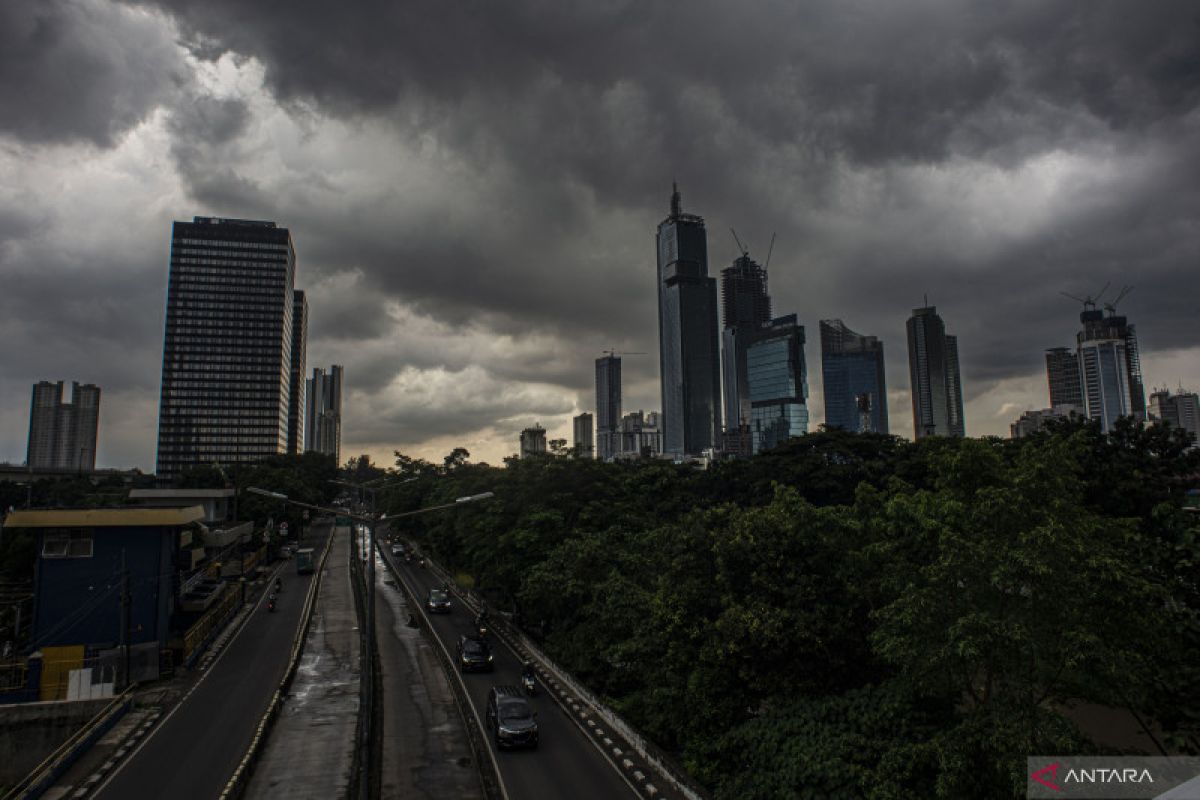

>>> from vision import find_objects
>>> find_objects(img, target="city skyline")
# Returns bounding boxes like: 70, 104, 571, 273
3, 1, 1200, 469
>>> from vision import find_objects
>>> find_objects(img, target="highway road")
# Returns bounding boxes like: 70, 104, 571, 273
93, 522, 332, 800
380, 544, 637, 800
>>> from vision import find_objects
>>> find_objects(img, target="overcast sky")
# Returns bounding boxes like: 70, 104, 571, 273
2, 0, 1198, 470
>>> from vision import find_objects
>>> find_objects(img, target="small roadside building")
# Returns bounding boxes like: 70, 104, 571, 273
1, 506, 205, 699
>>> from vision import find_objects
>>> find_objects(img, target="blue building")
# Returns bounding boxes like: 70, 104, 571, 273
819, 319, 889, 434
3, 507, 205, 697
745, 315, 809, 453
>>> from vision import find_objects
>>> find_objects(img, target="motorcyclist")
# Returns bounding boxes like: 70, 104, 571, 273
274, 576, 282, 592
521, 660, 535, 680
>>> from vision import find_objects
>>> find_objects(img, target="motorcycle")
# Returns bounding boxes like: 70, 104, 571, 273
267, 594, 277, 613
521, 672, 537, 696
274, 577, 282, 593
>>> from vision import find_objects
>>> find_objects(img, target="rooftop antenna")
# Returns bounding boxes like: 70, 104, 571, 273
924, 293, 929, 308
764, 232, 776, 271
730, 228, 749, 258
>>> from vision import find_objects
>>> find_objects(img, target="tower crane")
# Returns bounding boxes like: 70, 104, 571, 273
600, 350, 647, 359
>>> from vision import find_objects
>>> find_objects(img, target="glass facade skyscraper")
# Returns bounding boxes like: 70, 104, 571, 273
595, 355, 621, 461
1076, 308, 1145, 432
721, 253, 772, 430
656, 184, 721, 456
156, 217, 297, 482
906, 305, 965, 438
819, 319, 888, 434
745, 315, 808, 453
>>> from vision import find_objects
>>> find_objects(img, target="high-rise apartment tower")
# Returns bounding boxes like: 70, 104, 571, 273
27, 381, 101, 470
306, 365, 343, 464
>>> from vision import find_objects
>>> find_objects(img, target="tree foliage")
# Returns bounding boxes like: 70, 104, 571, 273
382, 424, 1200, 797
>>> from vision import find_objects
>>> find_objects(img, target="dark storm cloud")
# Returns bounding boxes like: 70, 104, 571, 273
130, 0, 1200, 308
0, 0, 186, 147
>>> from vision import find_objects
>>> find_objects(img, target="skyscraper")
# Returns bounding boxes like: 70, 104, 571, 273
745, 315, 809, 453
287, 290, 308, 455
520, 424, 547, 458
1045, 346, 1083, 409
26, 381, 101, 470
595, 355, 621, 461
820, 319, 888, 434
573, 412, 594, 459
1076, 306, 1145, 432
720, 251, 772, 431
906, 305, 965, 438
156, 217, 297, 482
656, 184, 721, 456
306, 365, 343, 464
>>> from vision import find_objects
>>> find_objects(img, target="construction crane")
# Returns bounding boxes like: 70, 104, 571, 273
1060, 281, 1111, 312
1103, 285, 1134, 315
600, 350, 646, 359
730, 228, 749, 258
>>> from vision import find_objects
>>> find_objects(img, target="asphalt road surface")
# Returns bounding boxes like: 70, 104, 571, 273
93, 523, 332, 800
381, 544, 637, 800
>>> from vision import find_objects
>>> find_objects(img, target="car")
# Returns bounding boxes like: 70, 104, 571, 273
390, 542, 407, 557
485, 686, 539, 749
426, 587, 452, 613
456, 634, 494, 673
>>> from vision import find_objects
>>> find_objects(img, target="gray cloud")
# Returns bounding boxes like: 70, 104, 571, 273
4, 1, 1200, 466
0, 0, 186, 147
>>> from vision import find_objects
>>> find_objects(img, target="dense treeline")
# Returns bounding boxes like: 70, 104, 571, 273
383, 421, 1200, 799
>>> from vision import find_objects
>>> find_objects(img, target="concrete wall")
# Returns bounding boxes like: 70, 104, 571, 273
0, 698, 110, 787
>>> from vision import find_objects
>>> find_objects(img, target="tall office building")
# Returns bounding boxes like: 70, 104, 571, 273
26, 381, 101, 470
520, 424, 547, 458
306, 365, 343, 464
1149, 388, 1199, 445
745, 315, 809, 453
156, 217, 297, 482
820, 319, 888, 434
287, 290, 308, 455
573, 412, 594, 459
1076, 307, 1145, 432
906, 305, 965, 438
1045, 347, 1083, 409
656, 184, 721, 456
721, 252, 772, 431
595, 355, 621, 461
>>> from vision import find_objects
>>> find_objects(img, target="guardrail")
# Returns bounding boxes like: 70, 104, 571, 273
376, 537, 508, 800
413, 546, 708, 800
216, 527, 335, 800
3, 688, 135, 800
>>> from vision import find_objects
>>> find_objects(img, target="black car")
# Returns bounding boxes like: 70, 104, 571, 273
486, 685, 539, 749
426, 588, 452, 613
457, 634, 494, 673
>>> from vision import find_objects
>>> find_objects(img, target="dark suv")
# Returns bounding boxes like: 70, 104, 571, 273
456, 634, 494, 673
486, 686, 539, 749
